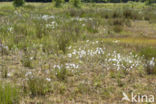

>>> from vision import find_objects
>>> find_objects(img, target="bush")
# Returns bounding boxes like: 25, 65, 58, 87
13, 0, 25, 7
54, 0, 63, 7
72, 0, 81, 8
145, 0, 153, 5
0, 82, 19, 104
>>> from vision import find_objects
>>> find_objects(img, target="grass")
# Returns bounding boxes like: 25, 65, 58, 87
26, 76, 52, 97
0, 2, 156, 103
0, 82, 19, 104
102, 38, 156, 47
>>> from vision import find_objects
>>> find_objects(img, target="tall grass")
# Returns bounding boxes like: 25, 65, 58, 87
0, 82, 19, 104
26, 77, 52, 96
140, 47, 156, 75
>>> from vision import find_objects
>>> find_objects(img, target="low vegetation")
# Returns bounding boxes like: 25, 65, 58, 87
0, 82, 19, 104
0, 1, 156, 103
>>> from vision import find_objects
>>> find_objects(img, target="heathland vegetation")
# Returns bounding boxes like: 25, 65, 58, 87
0, 0, 156, 103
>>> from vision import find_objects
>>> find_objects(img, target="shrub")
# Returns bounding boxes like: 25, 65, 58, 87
72, 0, 81, 8
0, 82, 19, 104
13, 0, 25, 7
54, 0, 63, 7
145, 0, 153, 5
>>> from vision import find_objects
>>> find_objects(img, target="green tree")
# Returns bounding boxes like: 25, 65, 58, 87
145, 0, 154, 5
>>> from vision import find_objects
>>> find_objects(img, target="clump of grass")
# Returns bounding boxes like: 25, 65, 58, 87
12, 23, 35, 49
143, 8, 156, 23
0, 44, 9, 55
41, 36, 58, 54
34, 20, 48, 39
56, 22, 83, 53
86, 19, 99, 33
145, 57, 156, 75
112, 18, 124, 26
55, 65, 67, 81
100, 9, 111, 19
24, 4, 35, 10
123, 7, 133, 19
1, 67, 8, 78
113, 26, 123, 33
53, 82, 67, 94
111, 9, 122, 18
67, 8, 85, 17
117, 79, 124, 87
140, 47, 156, 75
140, 47, 156, 60
123, 7, 142, 20
100, 87, 113, 99
108, 18, 124, 33
26, 76, 52, 97
21, 51, 33, 68
77, 83, 91, 94
125, 19, 131, 27
0, 82, 19, 104
56, 33, 70, 54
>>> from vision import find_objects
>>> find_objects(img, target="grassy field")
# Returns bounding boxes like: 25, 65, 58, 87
0, 2, 156, 104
